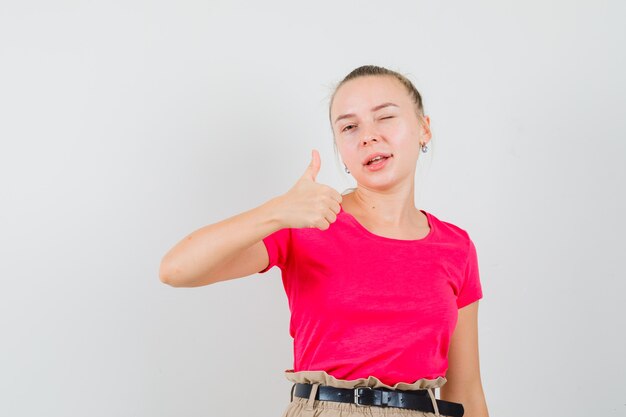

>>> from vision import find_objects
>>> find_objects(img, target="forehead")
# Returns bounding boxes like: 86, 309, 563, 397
331, 75, 407, 115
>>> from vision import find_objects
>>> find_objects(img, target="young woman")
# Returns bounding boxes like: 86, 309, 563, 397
160, 65, 489, 417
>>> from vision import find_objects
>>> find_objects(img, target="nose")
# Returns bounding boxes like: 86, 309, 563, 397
361, 127, 379, 145
362, 136, 378, 146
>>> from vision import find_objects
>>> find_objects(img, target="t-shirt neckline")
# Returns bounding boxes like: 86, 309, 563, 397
339, 204, 435, 243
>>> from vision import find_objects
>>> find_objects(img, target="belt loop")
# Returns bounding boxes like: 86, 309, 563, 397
301, 383, 319, 417
427, 387, 441, 416
290, 383, 296, 402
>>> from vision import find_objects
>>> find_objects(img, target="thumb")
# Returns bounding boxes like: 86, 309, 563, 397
302, 149, 321, 181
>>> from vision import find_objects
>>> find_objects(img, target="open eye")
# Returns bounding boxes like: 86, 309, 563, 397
342, 124, 356, 132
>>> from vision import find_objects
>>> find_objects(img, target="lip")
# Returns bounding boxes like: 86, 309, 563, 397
362, 152, 393, 165
364, 155, 391, 171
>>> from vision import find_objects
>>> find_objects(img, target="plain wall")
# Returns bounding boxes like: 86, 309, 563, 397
1, 1, 624, 416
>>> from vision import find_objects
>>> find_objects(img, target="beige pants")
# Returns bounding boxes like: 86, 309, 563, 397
280, 369, 453, 417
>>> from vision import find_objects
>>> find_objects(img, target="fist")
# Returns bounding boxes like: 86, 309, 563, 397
276, 149, 343, 230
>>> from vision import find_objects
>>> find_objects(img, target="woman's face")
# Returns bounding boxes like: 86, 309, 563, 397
330, 75, 431, 190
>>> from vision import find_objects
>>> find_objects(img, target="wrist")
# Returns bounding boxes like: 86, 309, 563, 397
261, 195, 287, 230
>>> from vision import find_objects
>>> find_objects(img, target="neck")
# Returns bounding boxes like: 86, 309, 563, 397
349, 187, 418, 226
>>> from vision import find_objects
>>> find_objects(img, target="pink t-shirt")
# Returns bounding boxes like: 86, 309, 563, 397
259, 204, 483, 386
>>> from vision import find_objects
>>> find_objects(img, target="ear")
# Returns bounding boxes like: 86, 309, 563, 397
418, 114, 432, 141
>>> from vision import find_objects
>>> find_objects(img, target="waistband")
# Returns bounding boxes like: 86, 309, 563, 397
283, 369, 451, 416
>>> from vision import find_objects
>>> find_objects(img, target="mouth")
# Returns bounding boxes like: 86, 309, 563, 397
365, 154, 392, 165
364, 155, 392, 171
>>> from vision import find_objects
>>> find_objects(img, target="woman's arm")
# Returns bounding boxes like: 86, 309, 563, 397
159, 150, 342, 287
440, 301, 490, 417
159, 196, 285, 287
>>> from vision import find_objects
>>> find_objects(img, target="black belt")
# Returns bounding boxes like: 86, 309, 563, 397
293, 382, 464, 417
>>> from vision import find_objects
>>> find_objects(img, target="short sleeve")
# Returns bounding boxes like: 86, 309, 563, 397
456, 237, 484, 308
258, 227, 292, 273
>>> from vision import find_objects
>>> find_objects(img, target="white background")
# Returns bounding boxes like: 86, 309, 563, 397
1, 1, 624, 416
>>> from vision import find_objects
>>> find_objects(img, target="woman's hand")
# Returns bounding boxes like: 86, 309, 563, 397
275, 149, 343, 231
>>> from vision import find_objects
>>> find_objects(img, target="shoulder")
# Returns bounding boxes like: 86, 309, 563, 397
426, 211, 472, 243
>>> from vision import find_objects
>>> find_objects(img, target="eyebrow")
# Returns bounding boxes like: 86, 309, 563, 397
334, 102, 400, 125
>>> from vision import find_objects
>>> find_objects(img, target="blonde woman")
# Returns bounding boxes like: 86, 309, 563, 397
160, 65, 489, 417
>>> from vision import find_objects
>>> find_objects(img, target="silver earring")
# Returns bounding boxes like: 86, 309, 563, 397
421, 143, 429, 153
344, 164, 350, 174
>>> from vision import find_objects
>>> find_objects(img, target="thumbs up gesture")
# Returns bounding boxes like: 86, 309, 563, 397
275, 149, 343, 231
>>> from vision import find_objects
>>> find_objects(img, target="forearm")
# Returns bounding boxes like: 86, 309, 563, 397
159, 196, 285, 286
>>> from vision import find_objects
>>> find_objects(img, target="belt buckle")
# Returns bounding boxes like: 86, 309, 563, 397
353, 386, 374, 406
